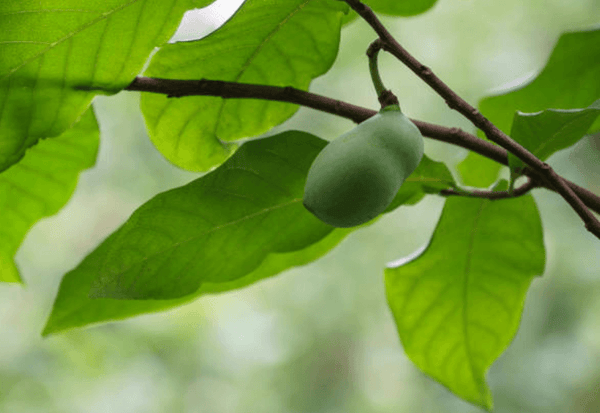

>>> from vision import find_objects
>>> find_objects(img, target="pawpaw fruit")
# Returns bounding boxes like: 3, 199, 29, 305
303, 106, 424, 227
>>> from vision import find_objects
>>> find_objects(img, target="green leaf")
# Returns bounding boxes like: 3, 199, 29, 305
42, 131, 443, 335
386, 154, 455, 210
86, 131, 337, 300
85, 131, 334, 300
141, 0, 348, 171
0, 0, 212, 172
0, 108, 99, 283
458, 27, 600, 187
44, 130, 389, 335
385, 194, 545, 410
508, 99, 600, 175
43, 222, 354, 336
480, 27, 600, 137
363, 0, 438, 16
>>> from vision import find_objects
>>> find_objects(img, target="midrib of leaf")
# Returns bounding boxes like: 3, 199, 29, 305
462, 201, 486, 397
0, 0, 142, 81
98, 196, 303, 283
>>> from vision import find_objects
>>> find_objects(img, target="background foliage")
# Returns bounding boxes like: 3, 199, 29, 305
1, 0, 600, 412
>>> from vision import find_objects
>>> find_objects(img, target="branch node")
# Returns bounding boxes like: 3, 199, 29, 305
366, 39, 383, 58
378, 89, 399, 107
449, 127, 460, 136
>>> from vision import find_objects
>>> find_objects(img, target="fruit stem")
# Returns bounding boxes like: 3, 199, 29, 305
367, 40, 400, 110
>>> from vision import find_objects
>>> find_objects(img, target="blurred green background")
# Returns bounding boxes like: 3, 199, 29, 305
2, 0, 600, 412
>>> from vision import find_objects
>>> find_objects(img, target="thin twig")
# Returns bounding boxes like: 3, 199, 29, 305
341, 0, 600, 238
440, 178, 538, 200
124, 76, 600, 216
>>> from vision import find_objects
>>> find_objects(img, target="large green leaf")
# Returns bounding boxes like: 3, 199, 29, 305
0, 0, 212, 172
43, 129, 448, 334
140, 0, 348, 172
459, 27, 600, 187
43, 130, 356, 335
85, 131, 337, 300
43, 220, 353, 336
386, 193, 545, 410
0, 108, 99, 283
85, 131, 336, 299
508, 99, 600, 175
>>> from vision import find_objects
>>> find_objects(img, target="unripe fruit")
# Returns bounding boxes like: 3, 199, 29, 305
303, 106, 424, 227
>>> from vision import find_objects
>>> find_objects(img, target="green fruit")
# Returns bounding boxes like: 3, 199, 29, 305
303, 106, 424, 227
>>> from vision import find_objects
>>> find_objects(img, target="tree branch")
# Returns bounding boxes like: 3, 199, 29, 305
124, 77, 600, 217
341, 0, 600, 238
126, 76, 371, 123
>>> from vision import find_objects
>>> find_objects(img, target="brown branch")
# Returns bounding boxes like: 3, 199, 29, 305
124, 76, 600, 216
440, 178, 538, 200
341, 0, 600, 238
126, 78, 511, 165
127, 77, 370, 124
